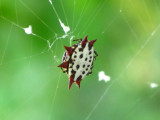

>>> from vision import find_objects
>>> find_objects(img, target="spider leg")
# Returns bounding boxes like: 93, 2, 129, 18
73, 38, 82, 42
87, 64, 93, 76
61, 67, 67, 73
94, 51, 98, 57
72, 44, 77, 48
94, 51, 98, 60
87, 71, 92, 76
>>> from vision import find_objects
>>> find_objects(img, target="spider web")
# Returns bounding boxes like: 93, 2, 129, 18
0, 0, 160, 120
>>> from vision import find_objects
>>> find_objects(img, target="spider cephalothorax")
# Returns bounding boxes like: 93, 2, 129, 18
58, 35, 98, 89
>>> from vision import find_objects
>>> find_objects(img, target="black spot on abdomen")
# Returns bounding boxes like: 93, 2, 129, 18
77, 75, 82, 82
88, 43, 92, 50
71, 69, 76, 78
79, 54, 83, 59
79, 48, 83, 51
76, 65, 80, 70
74, 55, 77, 58
71, 69, 76, 74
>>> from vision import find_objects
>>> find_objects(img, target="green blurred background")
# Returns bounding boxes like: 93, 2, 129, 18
0, 0, 160, 120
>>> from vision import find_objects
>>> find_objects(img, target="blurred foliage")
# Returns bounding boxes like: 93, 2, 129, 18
0, 0, 160, 120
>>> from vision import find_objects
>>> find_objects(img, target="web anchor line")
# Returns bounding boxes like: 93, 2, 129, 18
19, 0, 55, 33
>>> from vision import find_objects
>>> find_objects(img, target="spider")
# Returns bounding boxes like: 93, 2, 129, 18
58, 35, 98, 89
